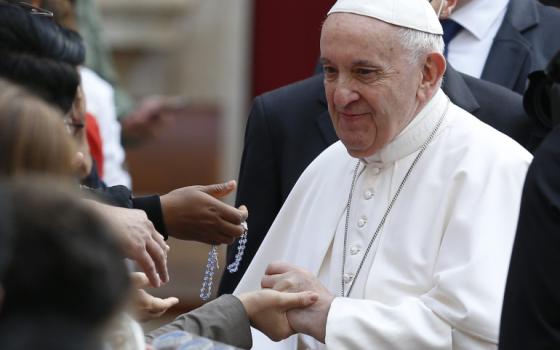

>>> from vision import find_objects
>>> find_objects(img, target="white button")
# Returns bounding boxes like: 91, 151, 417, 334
364, 189, 374, 200
371, 167, 380, 175
350, 246, 361, 255
357, 216, 367, 228
343, 273, 355, 284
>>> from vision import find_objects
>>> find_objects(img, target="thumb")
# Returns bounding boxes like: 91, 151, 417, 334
281, 291, 319, 309
130, 272, 151, 288
200, 180, 236, 198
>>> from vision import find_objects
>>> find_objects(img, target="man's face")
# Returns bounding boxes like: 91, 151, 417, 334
320, 13, 424, 158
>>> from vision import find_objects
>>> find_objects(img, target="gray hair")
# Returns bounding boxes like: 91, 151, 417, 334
394, 27, 444, 65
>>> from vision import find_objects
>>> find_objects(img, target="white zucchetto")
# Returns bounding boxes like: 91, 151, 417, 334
328, 0, 443, 35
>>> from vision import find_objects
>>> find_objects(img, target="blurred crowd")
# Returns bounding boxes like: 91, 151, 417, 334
2, 0, 560, 349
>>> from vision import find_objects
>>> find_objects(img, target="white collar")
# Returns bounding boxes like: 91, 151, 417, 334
450, 0, 510, 40
361, 89, 449, 166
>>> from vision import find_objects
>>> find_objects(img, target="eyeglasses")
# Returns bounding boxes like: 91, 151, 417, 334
16, 1, 54, 18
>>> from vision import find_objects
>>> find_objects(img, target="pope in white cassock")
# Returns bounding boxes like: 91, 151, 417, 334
234, 0, 532, 349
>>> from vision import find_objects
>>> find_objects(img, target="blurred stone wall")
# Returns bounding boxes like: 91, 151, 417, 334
96, 0, 252, 318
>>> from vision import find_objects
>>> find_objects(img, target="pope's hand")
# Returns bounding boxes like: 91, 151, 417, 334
160, 181, 248, 244
261, 262, 335, 343
237, 289, 318, 341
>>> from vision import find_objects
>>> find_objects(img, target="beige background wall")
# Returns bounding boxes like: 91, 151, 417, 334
97, 0, 253, 314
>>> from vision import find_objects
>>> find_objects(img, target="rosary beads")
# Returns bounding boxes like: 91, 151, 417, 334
199, 222, 248, 301
226, 222, 248, 273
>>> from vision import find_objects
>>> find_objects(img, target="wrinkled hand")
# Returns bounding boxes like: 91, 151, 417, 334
131, 272, 179, 322
261, 262, 335, 343
237, 289, 318, 341
88, 201, 169, 287
160, 181, 248, 244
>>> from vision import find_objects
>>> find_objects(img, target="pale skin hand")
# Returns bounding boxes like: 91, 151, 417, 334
237, 289, 319, 341
261, 262, 335, 343
160, 180, 249, 245
130, 272, 179, 322
86, 200, 170, 288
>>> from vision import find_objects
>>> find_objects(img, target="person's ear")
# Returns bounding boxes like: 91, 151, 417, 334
440, 0, 458, 19
417, 52, 446, 103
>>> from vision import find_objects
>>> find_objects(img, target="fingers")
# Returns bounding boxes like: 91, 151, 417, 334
201, 180, 236, 199
215, 221, 246, 244
146, 238, 169, 284
262, 275, 299, 292
136, 250, 161, 288
216, 200, 247, 225
145, 294, 179, 314
150, 228, 170, 254
238, 205, 249, 222
279, 291, 319, 309
261, 273, 285, 289
136, 289, 179, 321
265, 261, 299, 276
130, 272, 150, 288
147, 222, 169, 283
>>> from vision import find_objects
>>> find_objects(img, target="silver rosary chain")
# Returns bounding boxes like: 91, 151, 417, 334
200, 221, 248, 301
341, 100, 449, 297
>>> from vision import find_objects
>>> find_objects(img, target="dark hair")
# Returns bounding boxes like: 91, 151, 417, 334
0, 178, 130, 329
0, 2, 85, 113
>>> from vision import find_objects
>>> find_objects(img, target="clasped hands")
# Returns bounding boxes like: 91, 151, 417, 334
242, 262, 335, 343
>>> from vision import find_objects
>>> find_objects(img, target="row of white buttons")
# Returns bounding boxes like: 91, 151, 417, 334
345, 168, 379, 287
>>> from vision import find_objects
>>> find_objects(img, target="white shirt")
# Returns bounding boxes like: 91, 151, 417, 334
80, 67, 132, 187
234, 90, 532, 350
447, 0, 510, 78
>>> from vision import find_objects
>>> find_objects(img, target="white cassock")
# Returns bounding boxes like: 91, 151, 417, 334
234, 90, 532, 350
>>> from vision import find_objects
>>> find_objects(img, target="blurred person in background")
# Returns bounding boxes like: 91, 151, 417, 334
0, 179, 132, 350
0, 79, 78, 178
24, 0, 194, 145
442, 0, 560, 94
0, 80, 321, 350
0, 0, 249, 293
14, 0, 131, 187
0, 78, 177, 323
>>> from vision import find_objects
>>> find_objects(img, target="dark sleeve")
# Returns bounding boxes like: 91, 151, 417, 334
81, 186, 168, 239
499, 125, 560, 349
80, 160, 107, 189
132, 195, 167, 240
218, 96, 282, 295
463, 74, 537, 151
145, 295, 252, 350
